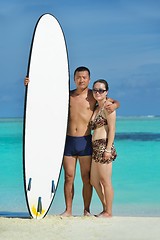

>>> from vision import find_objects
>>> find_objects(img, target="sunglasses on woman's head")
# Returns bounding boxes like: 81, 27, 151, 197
93, 89, 106, 94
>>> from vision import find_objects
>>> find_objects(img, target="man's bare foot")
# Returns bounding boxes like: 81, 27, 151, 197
96, 211, 112, 218
60, 211, 72, 217
84, 210, 91, 216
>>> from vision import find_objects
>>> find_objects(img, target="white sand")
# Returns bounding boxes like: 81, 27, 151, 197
0, 215, 160, 240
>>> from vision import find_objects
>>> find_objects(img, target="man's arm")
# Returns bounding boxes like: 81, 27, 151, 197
105, 98, 120, 113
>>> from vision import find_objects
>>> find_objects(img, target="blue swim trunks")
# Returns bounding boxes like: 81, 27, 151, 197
64, 135, 92, 156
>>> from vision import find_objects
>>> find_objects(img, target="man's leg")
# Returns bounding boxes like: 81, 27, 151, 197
61, 156, 77, 216
79, 156, 92, 216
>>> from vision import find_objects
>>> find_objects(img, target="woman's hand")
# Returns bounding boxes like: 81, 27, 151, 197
103, 151, 112, 161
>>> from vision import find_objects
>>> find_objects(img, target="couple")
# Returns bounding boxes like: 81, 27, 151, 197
24, 66, 119, 218
62, 66, 119, 218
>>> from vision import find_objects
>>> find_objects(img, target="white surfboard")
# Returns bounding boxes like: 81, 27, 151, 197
23, 14, 69, 219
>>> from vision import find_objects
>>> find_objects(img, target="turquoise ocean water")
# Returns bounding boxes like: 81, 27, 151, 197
0, 117, 160, 217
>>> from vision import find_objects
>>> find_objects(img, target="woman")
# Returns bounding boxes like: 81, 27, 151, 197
90, 79, 117, 217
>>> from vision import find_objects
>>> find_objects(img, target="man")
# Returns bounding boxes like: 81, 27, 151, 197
61, 66, 120, 216
24, 66, 120, 216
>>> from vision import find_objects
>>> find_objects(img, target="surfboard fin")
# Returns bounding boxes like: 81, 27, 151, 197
27, 178, 32, 191
37, 197, 42, 214
51, 180, 56, 194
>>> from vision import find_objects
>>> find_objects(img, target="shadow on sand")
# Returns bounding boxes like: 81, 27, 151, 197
0, 211, 30, 219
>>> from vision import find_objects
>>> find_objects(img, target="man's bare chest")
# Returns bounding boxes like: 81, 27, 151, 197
70, 95, 95, 111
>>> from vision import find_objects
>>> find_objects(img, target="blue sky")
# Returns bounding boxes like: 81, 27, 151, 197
0, 0, 160, 117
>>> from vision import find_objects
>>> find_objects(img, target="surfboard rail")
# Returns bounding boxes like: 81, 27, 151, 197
23, 13, 69, 219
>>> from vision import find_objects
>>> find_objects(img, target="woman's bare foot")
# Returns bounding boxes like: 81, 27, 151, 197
60, 210, 72, 217
96, 211, 112, 218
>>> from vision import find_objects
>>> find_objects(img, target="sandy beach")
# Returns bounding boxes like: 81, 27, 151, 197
0, 215, 160, 240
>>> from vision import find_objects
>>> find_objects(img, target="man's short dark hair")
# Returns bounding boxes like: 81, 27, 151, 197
74, 66, 90, 77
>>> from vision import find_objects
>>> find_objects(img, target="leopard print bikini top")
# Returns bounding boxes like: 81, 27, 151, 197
90, 107, 108, 130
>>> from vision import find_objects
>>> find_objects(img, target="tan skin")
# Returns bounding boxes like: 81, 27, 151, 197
61, 70, 119, 217
62, 71, 95, 217
90, 81, 116, 217
24, 71, 120, 216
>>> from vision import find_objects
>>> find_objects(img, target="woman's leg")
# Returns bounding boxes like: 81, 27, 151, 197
90, 160, 106, 211
98, 162, 113, 217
